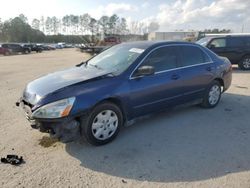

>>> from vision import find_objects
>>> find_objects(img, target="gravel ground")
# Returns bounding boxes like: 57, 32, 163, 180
0, 49, 250, 188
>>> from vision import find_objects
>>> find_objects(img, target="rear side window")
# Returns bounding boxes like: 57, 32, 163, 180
181, 46, 210, 67
209, 38, 226, 48
227, 37, 244, 47
142, 46, 179, 72
10, 44, 17, 48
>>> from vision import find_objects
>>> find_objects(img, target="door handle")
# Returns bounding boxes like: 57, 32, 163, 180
171, 74, 180, 80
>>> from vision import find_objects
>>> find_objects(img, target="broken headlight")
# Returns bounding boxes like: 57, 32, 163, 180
32, 97, 75, 119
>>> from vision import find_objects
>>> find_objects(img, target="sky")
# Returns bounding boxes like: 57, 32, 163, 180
0, 0, 250, 32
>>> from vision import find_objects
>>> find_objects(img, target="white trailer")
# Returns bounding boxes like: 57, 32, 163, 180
148, 31, 200, 42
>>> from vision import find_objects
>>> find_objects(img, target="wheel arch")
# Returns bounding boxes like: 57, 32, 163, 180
242, 53, 250, 58
97, 97, 128, 123
214, 78, 224, 91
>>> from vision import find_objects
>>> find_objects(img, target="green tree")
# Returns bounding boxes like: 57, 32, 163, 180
108, 14, 119, 34
40, 16, 45, 33
69, 15, 79, 34
98, 16, 109, 35
79, 14, 91, 34
62, 15, 70, 34
31, 19, 40, 30
0, 18, 3, 41
89, 18, 98, 42
45, 17, 52, 35
18, 14, 28, 23
51, 16, 59, 35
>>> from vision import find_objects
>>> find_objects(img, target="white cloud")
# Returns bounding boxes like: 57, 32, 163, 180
142, 2, 150, 8
89, 3, 138, 19
150, 0, 250, 32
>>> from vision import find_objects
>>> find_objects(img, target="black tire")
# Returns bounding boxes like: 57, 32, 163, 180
238, 55, 250, 70
80, 102, 123, 146
201, 80, 221, 108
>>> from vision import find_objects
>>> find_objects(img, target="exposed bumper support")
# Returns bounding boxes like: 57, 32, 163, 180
17, 100, 81, 143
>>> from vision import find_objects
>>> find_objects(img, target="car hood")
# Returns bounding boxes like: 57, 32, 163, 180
23, 65, 111, 105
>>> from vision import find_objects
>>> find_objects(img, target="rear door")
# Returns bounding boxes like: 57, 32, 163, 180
129, 46, 183, 117
226, 37, 246, 63
179, 45, 215, 101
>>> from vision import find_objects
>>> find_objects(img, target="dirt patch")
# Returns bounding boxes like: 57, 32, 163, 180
38, 136, 58, 148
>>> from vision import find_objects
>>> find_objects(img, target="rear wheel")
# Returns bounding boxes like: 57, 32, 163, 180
238, 56, 250, 70
201, 80, 221, 108
80, 102, 123, 145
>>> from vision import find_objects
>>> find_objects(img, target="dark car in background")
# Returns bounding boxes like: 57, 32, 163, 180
2, 43, 31, 54
37, 44, 56, 51
197, 35, 250, 70
18, 41, 232, 145
23, 44, 43, 53
0, 45, 12, 55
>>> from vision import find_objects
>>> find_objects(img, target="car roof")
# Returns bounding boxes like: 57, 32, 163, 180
120, 41, 195, 50
203, 35, 250, 40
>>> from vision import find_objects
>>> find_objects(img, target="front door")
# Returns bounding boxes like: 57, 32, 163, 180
128, 46, 184, 117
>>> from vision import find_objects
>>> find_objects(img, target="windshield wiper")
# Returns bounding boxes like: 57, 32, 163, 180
75, 59, 90, 67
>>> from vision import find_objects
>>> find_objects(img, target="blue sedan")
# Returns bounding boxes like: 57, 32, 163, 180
18, 41, 232, 145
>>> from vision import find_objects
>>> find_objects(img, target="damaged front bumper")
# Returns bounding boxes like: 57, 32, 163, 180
16, 99, 81, 143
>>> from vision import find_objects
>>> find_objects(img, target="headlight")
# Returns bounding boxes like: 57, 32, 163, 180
32, 97, 75, 119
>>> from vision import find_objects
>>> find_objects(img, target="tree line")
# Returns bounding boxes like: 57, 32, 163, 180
32, 14, 129, 36
0, 14, 159, 43
0, 13, 233, 44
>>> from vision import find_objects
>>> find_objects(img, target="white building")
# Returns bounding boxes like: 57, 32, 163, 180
148, 31, 200, 42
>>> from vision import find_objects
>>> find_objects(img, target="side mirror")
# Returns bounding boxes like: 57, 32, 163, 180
208, 44, 216, 49
135, 66, 155, 77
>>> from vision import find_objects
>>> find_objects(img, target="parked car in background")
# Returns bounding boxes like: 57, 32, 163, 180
1, 43, 31, 54
23, 44, 43, 53
47, 45, 56, 50
197, 35, 250, 70
18, 41, 232, 145
55, 43, 64, 49
0, 44, 12, 55
36, 44, 56, 51
64, 44, 74, 48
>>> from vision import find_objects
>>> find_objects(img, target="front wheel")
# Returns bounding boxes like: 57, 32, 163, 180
201, 81, 221, 108
80, 102, 123, 146
238, 56, 250, 70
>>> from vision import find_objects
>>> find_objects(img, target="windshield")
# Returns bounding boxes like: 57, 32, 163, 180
196, 37, 212, 46
87, 44, 144, 74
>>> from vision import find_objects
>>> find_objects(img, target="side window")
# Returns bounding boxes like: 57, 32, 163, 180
10, 44, 17, 49
209, 38, 226, 48
227, 37, 244, 47
142, 46, 179, 72
181, 46, 209, 67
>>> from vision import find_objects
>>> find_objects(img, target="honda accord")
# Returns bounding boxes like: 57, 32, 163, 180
17, 41, 232, 145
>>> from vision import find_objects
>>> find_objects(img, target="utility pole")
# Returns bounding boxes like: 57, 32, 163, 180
241, 24, 244, 33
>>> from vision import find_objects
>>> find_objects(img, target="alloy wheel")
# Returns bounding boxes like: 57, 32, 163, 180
208, 85, 221, 105
242, 58, 250, 69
